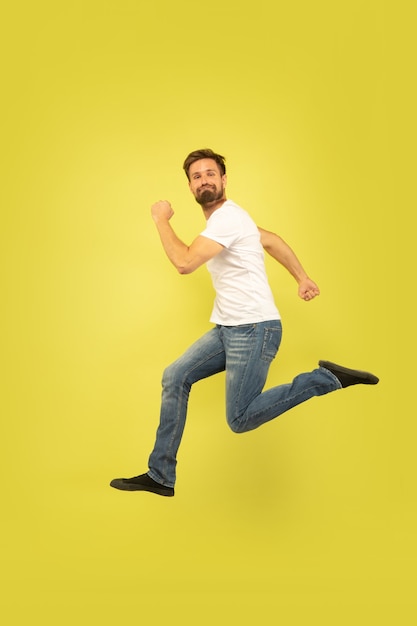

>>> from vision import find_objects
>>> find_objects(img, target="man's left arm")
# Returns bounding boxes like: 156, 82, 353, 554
151, 200, 223, 274
258, 227, 320, 301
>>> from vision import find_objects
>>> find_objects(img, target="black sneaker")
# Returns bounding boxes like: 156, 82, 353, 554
319, 360, 379, 388
110, 473, 174, 497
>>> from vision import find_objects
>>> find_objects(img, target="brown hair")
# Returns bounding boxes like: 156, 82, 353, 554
183, 149, 226, 180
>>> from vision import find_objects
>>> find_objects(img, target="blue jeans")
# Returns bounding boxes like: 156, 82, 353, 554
148, 320, 341, 487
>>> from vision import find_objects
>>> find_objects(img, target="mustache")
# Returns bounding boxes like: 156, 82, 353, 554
197, 184, 216, 193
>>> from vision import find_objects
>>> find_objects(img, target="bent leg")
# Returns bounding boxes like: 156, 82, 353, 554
230, 368, 341, 433
148, 327, 225, 487
223, 321, 341, 433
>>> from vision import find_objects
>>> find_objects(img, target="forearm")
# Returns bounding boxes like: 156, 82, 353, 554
259, 228, 308, 283
153, 218, 190, 273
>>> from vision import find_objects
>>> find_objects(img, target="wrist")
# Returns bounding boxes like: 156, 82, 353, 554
152, 215, 170, 226
296, 272, 309, 284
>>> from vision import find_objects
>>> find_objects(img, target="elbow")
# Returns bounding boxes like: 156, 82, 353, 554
175, 251, 200, 274
177, 263, 193, 275
174, 249, 194, 274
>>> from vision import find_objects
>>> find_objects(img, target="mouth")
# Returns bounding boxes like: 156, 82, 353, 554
198, 185, 215, 194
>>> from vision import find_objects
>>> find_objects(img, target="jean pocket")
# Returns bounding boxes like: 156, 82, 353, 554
261, 326, 281, 362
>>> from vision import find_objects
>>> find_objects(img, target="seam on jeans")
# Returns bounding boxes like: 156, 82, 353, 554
261, 327, 281, 363
229, 326, 257, 430
162, 345, 225, 480
237, 380, 340, 433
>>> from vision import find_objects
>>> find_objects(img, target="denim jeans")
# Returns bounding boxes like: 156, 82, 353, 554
148, 320, 341, 487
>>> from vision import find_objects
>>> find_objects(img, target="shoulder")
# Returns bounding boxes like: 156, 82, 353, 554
216, 200, 257, 231
204, 201, 258, 248
209, 200, 250, 223
221, 199, 245, 214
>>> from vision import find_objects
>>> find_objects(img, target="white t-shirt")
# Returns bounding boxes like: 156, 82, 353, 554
200, 199, 280, 325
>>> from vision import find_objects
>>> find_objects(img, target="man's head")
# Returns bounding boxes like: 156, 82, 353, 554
183, 149, 226, 181
183, 149, 227, 208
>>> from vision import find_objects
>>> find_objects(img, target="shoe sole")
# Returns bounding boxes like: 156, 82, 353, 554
319, 360, 379, 384
110, 479, 174, 496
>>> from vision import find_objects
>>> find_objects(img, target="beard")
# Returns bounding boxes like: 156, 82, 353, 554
195, 185, 223, 206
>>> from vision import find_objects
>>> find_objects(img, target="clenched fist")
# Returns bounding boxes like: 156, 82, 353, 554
298, 277, 320, 301
151, 200, 174, 222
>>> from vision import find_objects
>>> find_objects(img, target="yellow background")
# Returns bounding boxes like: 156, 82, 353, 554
1, 1, 415, 624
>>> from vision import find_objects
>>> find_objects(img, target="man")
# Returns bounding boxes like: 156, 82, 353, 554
110, 149, 378, 497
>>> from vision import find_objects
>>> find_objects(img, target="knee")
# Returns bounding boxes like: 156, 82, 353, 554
162, 363, 179, 386
227, 418, 245, 434
162, 361, 189, 390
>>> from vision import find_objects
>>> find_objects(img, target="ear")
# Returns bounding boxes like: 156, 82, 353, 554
222, 174, 227, 187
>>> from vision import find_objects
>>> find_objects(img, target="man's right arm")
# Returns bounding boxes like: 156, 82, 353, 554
151, 200, 223, 274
